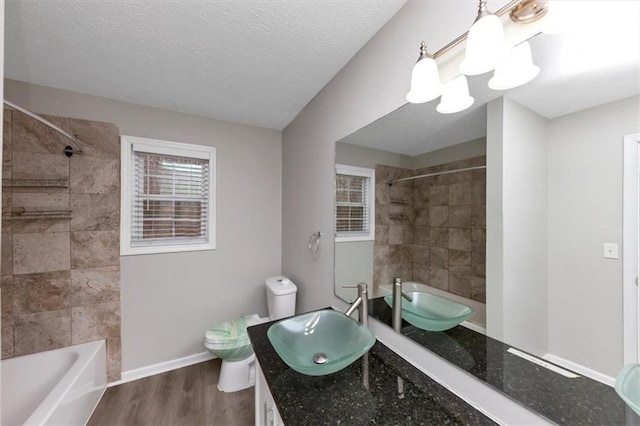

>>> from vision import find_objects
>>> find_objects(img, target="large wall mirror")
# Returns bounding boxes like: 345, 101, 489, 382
334, 4, 639, 384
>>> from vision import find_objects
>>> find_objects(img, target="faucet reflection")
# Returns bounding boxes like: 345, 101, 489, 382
392, 277, 413, 332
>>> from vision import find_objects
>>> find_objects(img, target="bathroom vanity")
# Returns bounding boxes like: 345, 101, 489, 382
249, 316, 494, 425
250, 305, 640, 425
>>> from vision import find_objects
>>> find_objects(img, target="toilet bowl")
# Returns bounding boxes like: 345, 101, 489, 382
203, 276, 297, 392
204, 314, 268, 392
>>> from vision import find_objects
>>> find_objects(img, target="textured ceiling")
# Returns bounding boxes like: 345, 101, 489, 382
341, 1, 640, 156
5, 0, 406, 130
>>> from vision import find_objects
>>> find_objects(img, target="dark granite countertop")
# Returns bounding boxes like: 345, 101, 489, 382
368, 296, 640, 425
248, 312, 495, 426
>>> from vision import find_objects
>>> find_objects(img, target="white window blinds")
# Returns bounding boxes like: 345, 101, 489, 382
132, 151, 209, 246
121, 135, 216, 255
335, 165, 374, 241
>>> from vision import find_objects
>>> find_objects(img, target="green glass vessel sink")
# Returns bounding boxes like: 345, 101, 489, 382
384, 291, 473, 332
615, 364, 640, 415
267, 309, 376, 376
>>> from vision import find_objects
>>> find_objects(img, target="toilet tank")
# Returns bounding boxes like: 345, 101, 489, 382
265, 276, 297, 320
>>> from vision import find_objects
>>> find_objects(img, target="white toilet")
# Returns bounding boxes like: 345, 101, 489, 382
203, 275, 297, 392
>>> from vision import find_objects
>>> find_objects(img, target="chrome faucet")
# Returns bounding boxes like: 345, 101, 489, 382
344, 282, 369, 327
392, 277, 413, 332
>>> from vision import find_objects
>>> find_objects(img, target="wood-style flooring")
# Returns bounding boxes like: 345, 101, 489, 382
89, 359, 254, 426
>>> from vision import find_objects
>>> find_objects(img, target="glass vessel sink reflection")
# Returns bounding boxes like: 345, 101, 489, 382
267, 309, 376, 376
384, 291, 473, 332
615, 364, 640, 416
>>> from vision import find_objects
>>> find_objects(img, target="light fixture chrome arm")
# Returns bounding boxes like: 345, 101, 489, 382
432, 0, 547, 60
3, 99, 84, 156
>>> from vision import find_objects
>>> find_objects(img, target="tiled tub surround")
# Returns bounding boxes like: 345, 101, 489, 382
1, 108, 122, 381
368, 297, 639, 425
248, 317, 495, 425
374, 156, 486, 302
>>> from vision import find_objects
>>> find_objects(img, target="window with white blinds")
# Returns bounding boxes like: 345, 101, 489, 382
335, 165, 375, 242
121, 136, 216, 255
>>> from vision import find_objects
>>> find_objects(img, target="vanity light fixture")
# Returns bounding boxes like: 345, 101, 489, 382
407, 0, 550, 112
406, 42, 443, 104
437, 75, 474, 114
488, 41, 539, 91
460, 0, 507, 76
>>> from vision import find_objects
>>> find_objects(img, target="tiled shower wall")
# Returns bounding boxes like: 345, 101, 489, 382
374, 156, 486, 303
1, 108, 122, 381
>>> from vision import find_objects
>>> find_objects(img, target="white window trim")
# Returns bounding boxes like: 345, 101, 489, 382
120, 135, 216, 256
335, 164, 375, 243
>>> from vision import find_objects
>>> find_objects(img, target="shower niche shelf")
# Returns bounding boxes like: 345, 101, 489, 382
7, 209, 72, 220
2, 179, 69, 188
389, 198, 410, 205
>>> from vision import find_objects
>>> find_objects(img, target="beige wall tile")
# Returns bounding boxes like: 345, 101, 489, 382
70, 156, 119, 195
412, 244, 429, 265
429, 227, 448, 248
13, 232, 70, 274
12, 151, 69, 180
13, 271, 71, 314
429, 206, 448, 227
472, 251, 486, 278
106, 337, 122, 382
449, 265, 473, 298
472, 206, 486, 229
471, 277, 486, 303
375, 204, 389, 225
12, 111, 70, 155
413, 206, 429, 225
472, 228, 486, 253
471, 181, 486, 205
448, 228, 471, 251
429, 268, 448, 290
413, 225, 429, 246
12, 218, 70, 234
69, 119, 120, 159
14, 309, 72, 356
375, 225, 389, 245
449, 183, 472, 206
388, 224, 403, 245
448, 206, 472, 227
2, 233, 13, 276
413, 264, 429, 284
71, 301, 120, 344
12, 189, 69, 212
3, 109, 12, 179
71, 231, 119, 269
1, 276, 14, 359
70, 193, 119, 232
389, 245, 412, 264
429, 247, 448, 269
71, 266, 120, 307
429, 185, 449, 206
449, 249, 471, 266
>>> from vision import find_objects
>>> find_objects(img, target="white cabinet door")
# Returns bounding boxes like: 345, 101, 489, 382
255, 362, 284, 426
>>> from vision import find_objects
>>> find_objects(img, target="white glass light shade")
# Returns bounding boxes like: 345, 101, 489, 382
488, 41, 539, 91
460, 13, 507, 76
406, 56, 443, 104
437, 75, 474, 114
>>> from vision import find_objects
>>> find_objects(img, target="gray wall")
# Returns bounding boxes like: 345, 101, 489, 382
410, 137, 486, 169
335, 142, 411, 169
487, 97, 549, 356
547, 96, 639, 377
4, 79, 282, 372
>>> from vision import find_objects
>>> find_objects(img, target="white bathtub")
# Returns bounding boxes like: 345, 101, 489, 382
376, 281, 487, 333
1, 340, 107, 426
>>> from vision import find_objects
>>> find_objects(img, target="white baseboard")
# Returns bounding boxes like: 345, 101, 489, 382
109, 351, 216, 387
542, 353, 615, 387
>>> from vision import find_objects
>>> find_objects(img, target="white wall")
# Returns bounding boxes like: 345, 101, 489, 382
487, 97, 549, 356
547, 96, 640, 377
4, 79, 282, 371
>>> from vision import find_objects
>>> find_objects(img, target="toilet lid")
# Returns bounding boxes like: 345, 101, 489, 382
204, 315, 254, 345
